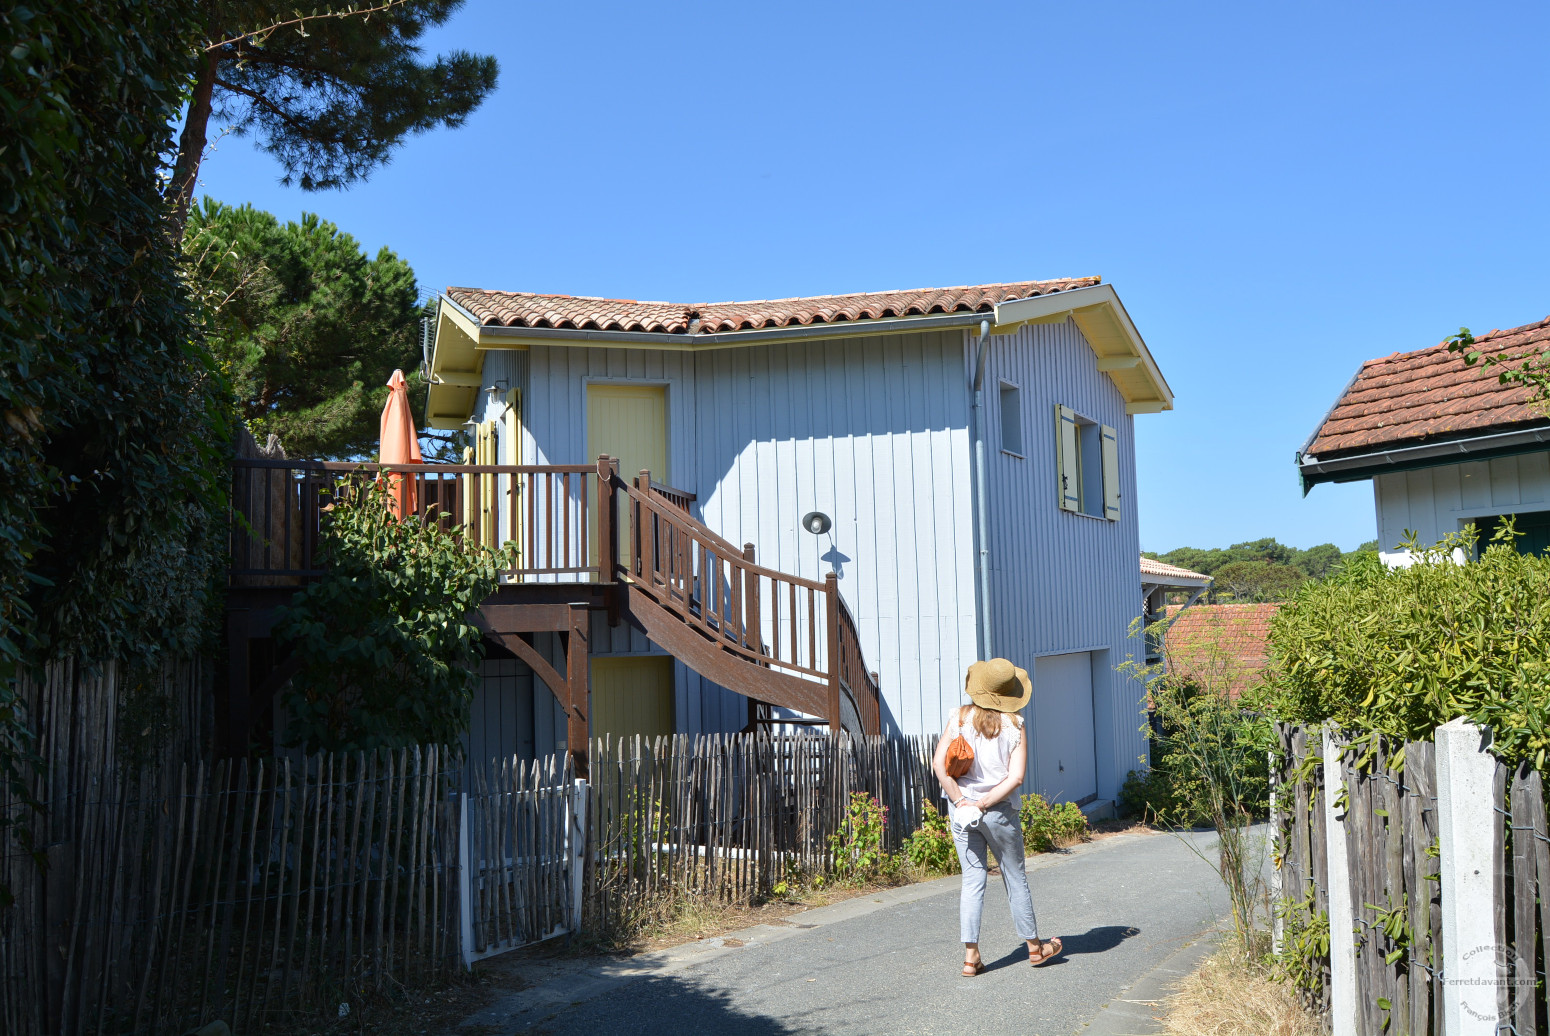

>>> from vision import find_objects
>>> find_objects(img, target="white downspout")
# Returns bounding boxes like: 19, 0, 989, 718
970, 320, 994, 661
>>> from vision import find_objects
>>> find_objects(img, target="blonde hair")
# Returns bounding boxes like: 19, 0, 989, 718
960, 704, 1016, 740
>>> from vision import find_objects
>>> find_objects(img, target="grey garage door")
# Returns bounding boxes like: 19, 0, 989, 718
1031, 652, 1098, 804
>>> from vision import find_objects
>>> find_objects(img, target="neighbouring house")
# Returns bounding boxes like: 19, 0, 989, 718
1140, 555, 1211, 667
229, 277, 1173, 811
1162, 603, 1278, 699
1298, 314, 1550, 564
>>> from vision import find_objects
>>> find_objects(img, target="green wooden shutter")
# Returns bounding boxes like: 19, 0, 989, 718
1101, 424, 1120, 521
1056, 405, 1080, 512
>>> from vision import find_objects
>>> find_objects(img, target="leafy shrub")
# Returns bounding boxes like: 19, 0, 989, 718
828, 792, 898, 883
1019, 793, 1091, 853
1267, 526, 1550, 767
1120, 680, 1271, 826
276, 481, 513, 752
902, 801, 959, 875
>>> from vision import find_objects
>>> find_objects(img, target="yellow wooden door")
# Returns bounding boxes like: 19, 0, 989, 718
587, 383, 668, 565
590, 656, 675, 741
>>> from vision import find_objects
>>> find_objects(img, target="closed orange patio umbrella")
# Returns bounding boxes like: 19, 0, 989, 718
379, 369, 424, 517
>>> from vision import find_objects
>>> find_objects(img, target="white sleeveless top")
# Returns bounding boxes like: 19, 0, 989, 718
947, 706, 1023, 797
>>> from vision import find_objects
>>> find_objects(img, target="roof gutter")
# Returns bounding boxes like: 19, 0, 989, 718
970, 319, 994, 662
1298, 423, 1550, 492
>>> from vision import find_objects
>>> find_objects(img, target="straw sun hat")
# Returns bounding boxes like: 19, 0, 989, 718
964, 658, 1033, 713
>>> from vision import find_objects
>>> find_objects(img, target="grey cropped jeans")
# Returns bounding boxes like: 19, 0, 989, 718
952, 800, 1040, 944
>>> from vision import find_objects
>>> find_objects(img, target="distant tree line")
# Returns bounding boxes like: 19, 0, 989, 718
1144, 537, 1379, 603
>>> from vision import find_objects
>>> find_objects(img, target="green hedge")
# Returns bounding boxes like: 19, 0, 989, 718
1267, 526, 1550, 767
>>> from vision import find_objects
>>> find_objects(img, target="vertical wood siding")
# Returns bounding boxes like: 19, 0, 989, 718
1374, 453, 1550, 551
483, 322, 1148, 807
689, 332, 979, 740
976, 319, 1147, 801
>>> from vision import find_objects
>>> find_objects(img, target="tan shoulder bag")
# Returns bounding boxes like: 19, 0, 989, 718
944, 706, 976, 777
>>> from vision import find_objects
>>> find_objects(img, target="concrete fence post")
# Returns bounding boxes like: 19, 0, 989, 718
1323, 727, 1359, 1036
1435, 717, 1502, 1034
1269, 748, 1283, 956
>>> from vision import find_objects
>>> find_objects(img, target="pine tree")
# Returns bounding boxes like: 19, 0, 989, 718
167, 0, 498, 232
187, 199, 449, 459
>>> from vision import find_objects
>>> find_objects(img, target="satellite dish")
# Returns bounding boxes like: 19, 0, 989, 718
802, 511, 832, 536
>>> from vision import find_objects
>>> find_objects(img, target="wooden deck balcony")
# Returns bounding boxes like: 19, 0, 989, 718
228, 457, 882, 745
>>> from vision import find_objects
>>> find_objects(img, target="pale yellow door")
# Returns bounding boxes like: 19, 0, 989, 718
590, 656, 675, 741
587, 383, 668, 486
587, 383, 668, 565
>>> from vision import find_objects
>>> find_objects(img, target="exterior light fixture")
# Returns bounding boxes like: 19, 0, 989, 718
802, 511, 832, 536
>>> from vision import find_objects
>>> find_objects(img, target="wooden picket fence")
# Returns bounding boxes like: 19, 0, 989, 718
1273, 720, 1550, 1035
582, 732, 937, 935
2, 746, 461, 1036
3, 725, 941, 1034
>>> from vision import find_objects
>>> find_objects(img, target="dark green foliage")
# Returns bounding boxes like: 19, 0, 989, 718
1144, 537, 1376, 601
1018, 793, 1091, 853
275, 483, 512, 752
1209, 560, 1309, 603
169, 0, 498, 225
1266, 524, 1550, 769
901, 802, 958, 874
186, 200, 429, 459
1119, 683, 1271, 826
2, 0, 230, 902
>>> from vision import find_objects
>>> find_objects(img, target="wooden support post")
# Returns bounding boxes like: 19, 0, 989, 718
597, 456, 621, 625
1322, 727, 1358, 1036
566, 602, 591, 779
742, 543, 759, 653
824, 573, 842, 733
224, 609, 251, 757
1436, 717, 1504, 1034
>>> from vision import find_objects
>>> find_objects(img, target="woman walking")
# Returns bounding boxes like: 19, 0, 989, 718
932, 658, 1063, 976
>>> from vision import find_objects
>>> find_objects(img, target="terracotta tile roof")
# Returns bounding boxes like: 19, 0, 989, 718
446, 278, 1101, 337
1162, 603, 1279, 699
1140, 555, 1212, 586
1305, 316, 1550, 458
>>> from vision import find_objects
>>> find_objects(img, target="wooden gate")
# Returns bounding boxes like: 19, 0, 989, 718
459, 755, 587, 964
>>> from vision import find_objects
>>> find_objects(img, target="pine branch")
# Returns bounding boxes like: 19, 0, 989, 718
204, 0, 417, 52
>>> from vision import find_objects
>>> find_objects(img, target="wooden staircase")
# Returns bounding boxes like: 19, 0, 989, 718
597, 458, 881, 738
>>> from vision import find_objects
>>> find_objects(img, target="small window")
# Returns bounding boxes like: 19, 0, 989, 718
1055, 404, 1122, 521
999, 382, 1023, 456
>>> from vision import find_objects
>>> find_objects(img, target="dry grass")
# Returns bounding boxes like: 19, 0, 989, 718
1161, 948, 1324, 1036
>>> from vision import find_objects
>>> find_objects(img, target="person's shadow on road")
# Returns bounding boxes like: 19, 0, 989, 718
981, 926, 1141, 972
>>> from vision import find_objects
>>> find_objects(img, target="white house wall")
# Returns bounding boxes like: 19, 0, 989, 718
976, 319, 1147, 802
1374, 452, 1550, 554
509, 332, 980, 740
689, 332, 980, 741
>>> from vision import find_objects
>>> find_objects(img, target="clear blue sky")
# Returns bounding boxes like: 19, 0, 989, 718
198, 1, 1550, 554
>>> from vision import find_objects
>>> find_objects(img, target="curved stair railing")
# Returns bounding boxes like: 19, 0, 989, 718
597, 457, 881, 737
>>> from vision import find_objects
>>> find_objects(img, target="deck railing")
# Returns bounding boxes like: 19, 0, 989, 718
228, 456, 880, 732
230, 459, 601, 582
607, 462, 880, 734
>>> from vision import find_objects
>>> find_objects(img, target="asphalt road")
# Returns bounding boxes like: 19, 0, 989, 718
463, 828, 1245, 1036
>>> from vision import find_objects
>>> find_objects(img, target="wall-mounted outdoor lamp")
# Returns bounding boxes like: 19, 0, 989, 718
802, 511, 832, 536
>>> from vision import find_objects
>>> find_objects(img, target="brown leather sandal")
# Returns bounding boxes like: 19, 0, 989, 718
962, 959, 985, 977
1029, 937, 1063, 967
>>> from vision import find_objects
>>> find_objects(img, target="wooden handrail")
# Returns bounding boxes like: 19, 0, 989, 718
601, 459, 882, 732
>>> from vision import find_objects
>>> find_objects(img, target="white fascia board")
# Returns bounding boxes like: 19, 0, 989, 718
992, 284, 1174, 411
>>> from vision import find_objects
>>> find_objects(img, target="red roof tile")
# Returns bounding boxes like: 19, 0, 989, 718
1306, 316, 1550, 458
1163, 603, 1278, 698
446, 278, 1101, 337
